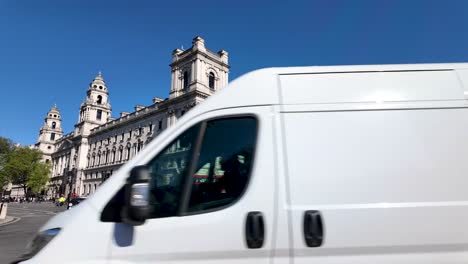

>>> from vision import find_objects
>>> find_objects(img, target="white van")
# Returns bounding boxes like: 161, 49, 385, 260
16, 63, 468, 263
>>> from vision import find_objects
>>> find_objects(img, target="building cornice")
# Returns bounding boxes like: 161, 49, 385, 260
84, 162, 123, 173
170, 49, 230, 69
89, 90, 208, 136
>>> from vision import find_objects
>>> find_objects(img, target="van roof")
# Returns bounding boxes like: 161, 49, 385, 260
262, 62, 468, 75
192, 62, 468, 114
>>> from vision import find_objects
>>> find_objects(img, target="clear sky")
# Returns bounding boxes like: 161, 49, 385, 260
1, 0, 468, 145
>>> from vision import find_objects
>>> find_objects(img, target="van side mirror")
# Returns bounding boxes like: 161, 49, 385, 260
122, 165, 151, 225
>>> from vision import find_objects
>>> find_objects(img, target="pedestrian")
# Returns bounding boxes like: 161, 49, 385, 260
58, 195, 66, 206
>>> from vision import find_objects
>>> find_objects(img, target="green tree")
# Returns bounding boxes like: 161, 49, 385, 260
27, 162, 51, 195
2, 147, 49, 197
0, 137, 14, 195
0, 137, 13, 156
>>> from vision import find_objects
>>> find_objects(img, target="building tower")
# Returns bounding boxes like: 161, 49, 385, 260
74, 72, 112, 136
169, 36, 229, 99
36, 104, 63, 163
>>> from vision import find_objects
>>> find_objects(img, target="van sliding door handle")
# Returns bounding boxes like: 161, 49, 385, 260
303, 210, 324, 247
245, 211, 265, 249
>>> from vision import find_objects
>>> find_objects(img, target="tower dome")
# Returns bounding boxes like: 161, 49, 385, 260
88, 72, 108, 93
46, 104, 61, 119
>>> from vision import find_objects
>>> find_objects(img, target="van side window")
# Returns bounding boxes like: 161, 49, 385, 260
140, 116, 257, 219
146, 125, 199, 218
187, 117, 257, 212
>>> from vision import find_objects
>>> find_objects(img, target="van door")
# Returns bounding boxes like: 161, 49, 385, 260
281, 108, 468, 263
107, 106, 278, 264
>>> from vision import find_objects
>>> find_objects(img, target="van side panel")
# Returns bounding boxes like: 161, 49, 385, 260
282, 108, 468, 263
280, 71, 464, 104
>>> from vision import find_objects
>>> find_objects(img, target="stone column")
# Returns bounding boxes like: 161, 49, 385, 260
194, 59, 199, 84
170, 70, 176, 98
166, 110, 175, 127
191, 60, 196, 89
223, 70, 228, 87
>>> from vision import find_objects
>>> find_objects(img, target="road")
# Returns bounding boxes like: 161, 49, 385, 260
0, 202, 65, 264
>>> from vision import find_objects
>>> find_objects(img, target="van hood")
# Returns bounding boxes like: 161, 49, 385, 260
39, 201, 95, 232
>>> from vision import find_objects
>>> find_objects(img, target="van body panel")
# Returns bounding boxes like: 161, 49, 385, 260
283, 109, 468, 204
270, 105, 293, 264
107, 106, 278, 264
281, 108, 468, 263
279, 70, 464, 105
456, 69, 468, 98
186, 68, 280, 114
22, 202, 112, 264
280, 100, 468, 113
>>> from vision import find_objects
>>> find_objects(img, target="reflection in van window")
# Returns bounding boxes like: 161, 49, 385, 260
146, 125, 199, 218
188, 117, 257, 212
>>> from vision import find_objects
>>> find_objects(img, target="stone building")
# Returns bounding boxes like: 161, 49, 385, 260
36, 37, 229, 198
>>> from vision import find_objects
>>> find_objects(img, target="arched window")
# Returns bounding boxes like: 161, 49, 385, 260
183, 71, 189, 89
97, 95, 103, 104
209, 72, 215, 89
137, 141, 143, 152
51, 122, 56, 129
126, 146, 131, 160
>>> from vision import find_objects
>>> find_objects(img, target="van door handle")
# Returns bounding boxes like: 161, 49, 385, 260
303, 210, 324, 247
245, 211, 265, 249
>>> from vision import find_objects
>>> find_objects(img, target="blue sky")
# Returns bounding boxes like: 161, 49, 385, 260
1, 0, 468, 145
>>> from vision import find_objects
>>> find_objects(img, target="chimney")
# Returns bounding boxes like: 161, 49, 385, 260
192, 36, 206, 52
153, 97, 164, 104
120, 112, 130, 118
218, 50, 228, 64
134, 105, 145, 112
172, 48, 184, 62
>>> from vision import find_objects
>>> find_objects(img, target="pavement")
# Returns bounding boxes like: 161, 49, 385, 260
0, 202, 65, 264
